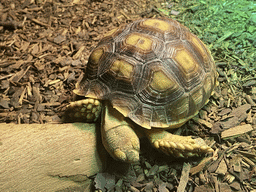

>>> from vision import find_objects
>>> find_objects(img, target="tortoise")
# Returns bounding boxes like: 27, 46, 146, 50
67, 17, 217, 163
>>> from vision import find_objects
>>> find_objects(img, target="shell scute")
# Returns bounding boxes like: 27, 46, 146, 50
75, 18, 217, 129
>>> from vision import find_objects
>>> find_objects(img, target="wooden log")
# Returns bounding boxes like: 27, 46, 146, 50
0, 123, 108, 192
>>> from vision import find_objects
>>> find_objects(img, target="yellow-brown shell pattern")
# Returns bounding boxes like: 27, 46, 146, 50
74, 18, 218, 129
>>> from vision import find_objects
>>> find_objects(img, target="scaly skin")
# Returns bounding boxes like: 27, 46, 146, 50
66, 99, 102, 122
101, 101, 140, 163
67, 100, 140, 163
66, 99, 213, 163
144, 129, 213, 158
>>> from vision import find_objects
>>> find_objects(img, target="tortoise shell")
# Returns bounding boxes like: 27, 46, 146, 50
74, 18, 217, 129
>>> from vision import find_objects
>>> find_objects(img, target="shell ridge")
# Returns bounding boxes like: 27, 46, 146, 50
76, 17, 216, 129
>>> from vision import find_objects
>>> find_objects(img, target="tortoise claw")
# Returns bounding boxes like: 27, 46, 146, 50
103, 126, 140, 163
114, 148, 140, 163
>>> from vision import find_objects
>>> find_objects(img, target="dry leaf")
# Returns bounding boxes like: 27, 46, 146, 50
94, 172, 115, 192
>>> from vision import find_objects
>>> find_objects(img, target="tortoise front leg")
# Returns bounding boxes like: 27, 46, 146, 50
144, 128, 214, 158
66, 98, 102, 122
101, 101, 140, 163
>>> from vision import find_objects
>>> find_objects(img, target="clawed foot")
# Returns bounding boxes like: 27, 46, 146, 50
102, 124, 140, 163
153, 135, 213, 158
145, 129, 213, 158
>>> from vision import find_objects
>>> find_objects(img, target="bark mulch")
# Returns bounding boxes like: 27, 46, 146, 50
0, 0, 256, 191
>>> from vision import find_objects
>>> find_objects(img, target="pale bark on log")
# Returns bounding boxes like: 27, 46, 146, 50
0, 123, 107, 192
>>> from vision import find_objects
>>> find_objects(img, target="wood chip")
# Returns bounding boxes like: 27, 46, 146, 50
1, 0, 256, 190
194, 184, 214, 192
221, 116, 240, 129
190, 157, 213, 175
218, 108, 231, 116
219, 183, 232, 192
215, 159, 227, 175
72, 45, 85, 60
221, 124, 253, 138
193, 116, 213, 128
177, 162, 190, 192
229, 104, 251, 121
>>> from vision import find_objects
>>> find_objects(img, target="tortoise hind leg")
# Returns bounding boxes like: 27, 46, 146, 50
101, 101, 140, 163
144, 129, 213, 158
